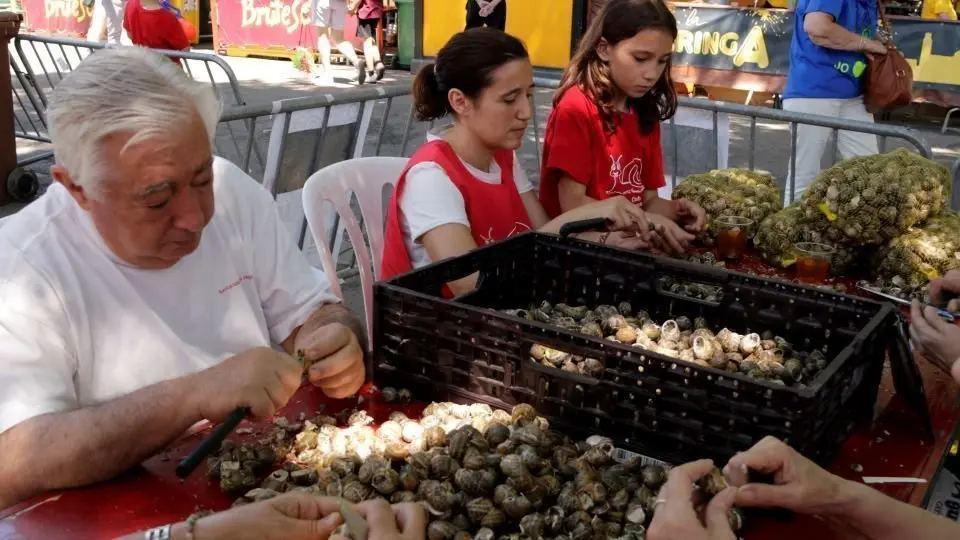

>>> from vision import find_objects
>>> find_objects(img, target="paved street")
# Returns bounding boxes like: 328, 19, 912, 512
8, 47, 960, 322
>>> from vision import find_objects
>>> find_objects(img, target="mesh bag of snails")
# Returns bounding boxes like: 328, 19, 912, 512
211, 400, 747, 540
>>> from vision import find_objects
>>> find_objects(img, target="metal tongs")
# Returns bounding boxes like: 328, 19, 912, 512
857, 285, 956, 322
337, 499, 370, 540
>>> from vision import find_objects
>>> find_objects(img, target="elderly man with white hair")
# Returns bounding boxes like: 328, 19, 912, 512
0, 47, 366, 509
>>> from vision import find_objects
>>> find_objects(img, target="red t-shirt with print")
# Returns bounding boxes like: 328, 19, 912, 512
539, 85, 666, 218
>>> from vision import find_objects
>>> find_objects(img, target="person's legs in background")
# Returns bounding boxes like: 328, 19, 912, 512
837, 97, 880, 160
315, 28, 336, 85
101, 0, 126, 44
332, 29, 365, 84
486, 0, 506, 31
465, 0, 484, 29
358, 19, 385, 82
783, 97, 842, 203
86, 0, 107, 42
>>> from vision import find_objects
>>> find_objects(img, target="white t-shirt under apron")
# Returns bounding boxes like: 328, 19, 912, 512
0, 157, 339, 433
400, 130, 535, 269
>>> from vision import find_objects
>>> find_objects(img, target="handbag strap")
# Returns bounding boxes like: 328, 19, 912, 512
875, 0, 893, 43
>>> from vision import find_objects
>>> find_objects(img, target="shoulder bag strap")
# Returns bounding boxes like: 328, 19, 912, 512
875, 0, 894, 44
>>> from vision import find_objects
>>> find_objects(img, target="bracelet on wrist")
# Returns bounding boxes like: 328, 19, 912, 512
598, 232, 611, 245
185, 510, 214, 540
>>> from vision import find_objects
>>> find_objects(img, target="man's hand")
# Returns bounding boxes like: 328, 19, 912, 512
297, 323, 366, 399
647, 459, 738, 540
675, 199, 707, 233
724, 436, 852, 516
909, 301, 960, 383
189, 347, 302, 422
930, 269, 960, 312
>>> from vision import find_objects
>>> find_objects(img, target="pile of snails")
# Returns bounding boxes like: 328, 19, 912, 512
509, 301, 826, 386
214, 401, 743, 540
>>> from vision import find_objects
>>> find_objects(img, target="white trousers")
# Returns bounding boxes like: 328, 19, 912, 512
783, 96, 878, 203
87, 0, 127, 44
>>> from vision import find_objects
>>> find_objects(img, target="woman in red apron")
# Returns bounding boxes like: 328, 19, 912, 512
539, 0, 707, 256
381, 28, 652, 297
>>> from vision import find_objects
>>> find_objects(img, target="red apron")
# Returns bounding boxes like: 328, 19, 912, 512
380, 141, 532, 296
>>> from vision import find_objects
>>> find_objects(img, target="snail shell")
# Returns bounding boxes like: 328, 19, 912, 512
615, 326, 638, 344
478, 468, 498, 495
678, 349, 696, 363
511, 403, 538, 426
342, 481, 372, 503
358, 458, 388, 484
409, 452, 431, 478
697, 467, 728, 496
427, 520, 458, 540
717, 328, 743, 353
347, 410, 374, 427
581, 358, 604, 377
709, 350, 728, 370
728, 507, 745, 531
371, 468, 400, 495
384, 441, 410, 461
451, 514, 471, 531
500, 454, 529, 478
290, 468, 318, 487
660, 320, 681, 342
473, 528, 496, 540
694, 316, 709, 330
520, 513, 546, 539
616, 301, 633, 316
401, 421, 425, 443
602, 315, 628, 335
424, 482, 457, 513
388, 410, 409, 423
641, 465, 667, 489
692, 335, 714, 360
496, 439, 518, 456
452, 532, 471, 540
454, 468, 481, 496
740, 333, 761, 355
431, 454, 460, 480
510, 424, 542, 447
538, 474, 562, 497
448, 430, 471, 460
480, 508, 506, 529
761, 339, 777, 351
494, 484, 518, 506
675, 316, 693, 332
380, 386, 398, 402
484, 423, 511, 446
784, 357, 803, 381
377, 420, 404, 442
423, 425, 448, 449
491, 409, 512, 425
399, 466, 420, 492
502, 494, 533, 519
506, 470, 537, 493
467, 497, 497, 524
329, 457, 356, 477
579, 322, 603, 338
625, 501, 646, 524
462, 447, 486, 470
641, 321, 661, 341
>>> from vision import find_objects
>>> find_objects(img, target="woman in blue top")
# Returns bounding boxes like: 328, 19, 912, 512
783, 0, 888, 202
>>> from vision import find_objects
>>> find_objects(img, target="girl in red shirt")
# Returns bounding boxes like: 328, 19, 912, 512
123, 0, 190, 54
380, 28, 652, 296
540, 0, 706, 255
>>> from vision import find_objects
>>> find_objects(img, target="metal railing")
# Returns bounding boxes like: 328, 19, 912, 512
531, 77, 935, 204
210, 81, 943, 283
9, 32, 250, 153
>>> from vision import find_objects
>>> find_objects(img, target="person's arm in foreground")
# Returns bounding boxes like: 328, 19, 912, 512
0, 347, 302, 510
802, 11, 887, 54
120, 495, 427, 540
726, 436, 960, 540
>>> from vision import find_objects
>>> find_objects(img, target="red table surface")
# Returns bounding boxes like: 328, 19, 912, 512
1, 253, 958, 540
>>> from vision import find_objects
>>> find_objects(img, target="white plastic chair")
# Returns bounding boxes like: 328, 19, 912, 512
302, 156, 409, 351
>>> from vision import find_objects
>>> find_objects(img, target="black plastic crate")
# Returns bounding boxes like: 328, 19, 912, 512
373, 232, 899, 466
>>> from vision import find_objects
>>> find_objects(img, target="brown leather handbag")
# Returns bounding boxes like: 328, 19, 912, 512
864, 0, 913, 113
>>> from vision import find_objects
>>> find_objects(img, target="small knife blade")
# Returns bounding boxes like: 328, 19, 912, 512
857, 285, 956, 322
339, 499, 369, 540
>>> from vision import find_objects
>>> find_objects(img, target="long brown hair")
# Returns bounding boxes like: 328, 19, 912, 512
556, 0, 678, 134
412, 28, 529, 121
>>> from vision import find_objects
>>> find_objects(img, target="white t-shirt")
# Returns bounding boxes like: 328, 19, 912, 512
400, 131, 535, 269
0, 157, 339, 433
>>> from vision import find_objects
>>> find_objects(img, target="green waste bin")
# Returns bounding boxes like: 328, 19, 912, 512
395, 0, 414, 68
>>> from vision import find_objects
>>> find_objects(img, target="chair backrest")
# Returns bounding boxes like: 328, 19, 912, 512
302, 156, 409, 350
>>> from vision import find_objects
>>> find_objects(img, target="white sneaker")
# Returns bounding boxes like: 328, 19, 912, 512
312, 74, 335, 86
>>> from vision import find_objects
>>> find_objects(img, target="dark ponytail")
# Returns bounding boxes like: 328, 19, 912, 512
411, 27, 529, 122
412, 63, 449, 121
